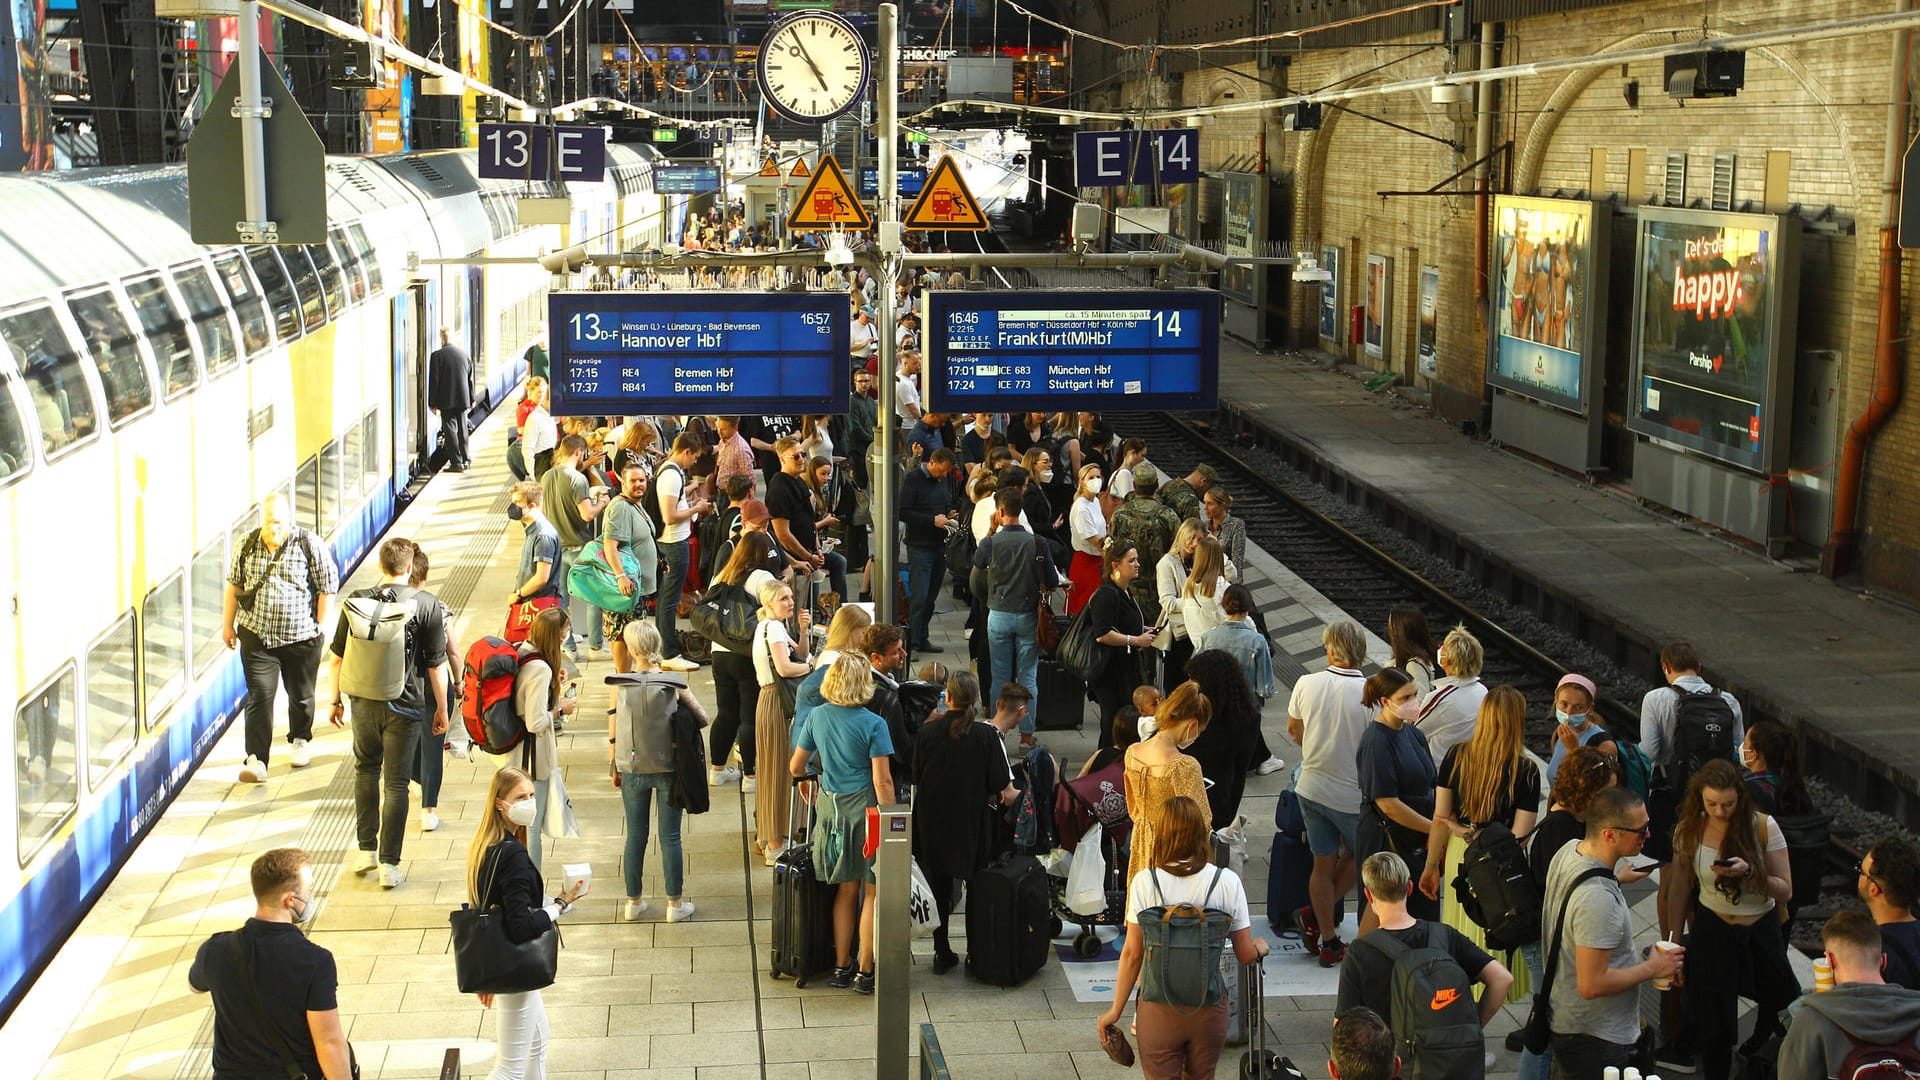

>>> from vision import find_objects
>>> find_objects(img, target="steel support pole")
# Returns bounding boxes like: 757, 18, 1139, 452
235, 0, 274, 242
872, 3, 902, 627
874, 804, 913, 1080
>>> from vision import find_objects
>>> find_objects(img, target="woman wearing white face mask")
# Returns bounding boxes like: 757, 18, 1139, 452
1354, 667, 1438, 933
1544, 672, 1615, 787
1124, 680, 1214, 884
1065, 463, 1107, 615
466, 766, 584, 1080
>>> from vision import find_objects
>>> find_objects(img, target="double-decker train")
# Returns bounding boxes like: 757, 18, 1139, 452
0, 141, 671, 1020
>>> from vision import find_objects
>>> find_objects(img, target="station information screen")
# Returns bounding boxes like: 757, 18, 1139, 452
922, 290, 1220, 413
548, 292, 849, 416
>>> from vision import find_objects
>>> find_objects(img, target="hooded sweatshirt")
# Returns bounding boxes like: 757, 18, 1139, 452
1778, 982, 1920, 1080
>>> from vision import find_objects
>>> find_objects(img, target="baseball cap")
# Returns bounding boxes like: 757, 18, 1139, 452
739, 499, 771, 526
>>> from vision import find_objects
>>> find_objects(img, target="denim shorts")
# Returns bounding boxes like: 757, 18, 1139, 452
1298, 795, 1359, 858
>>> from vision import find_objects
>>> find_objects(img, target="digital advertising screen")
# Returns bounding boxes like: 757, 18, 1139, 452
1488, 196, 1604, 413
1628, 207, 1800, 474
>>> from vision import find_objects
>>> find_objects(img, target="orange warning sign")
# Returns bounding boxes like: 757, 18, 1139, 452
788, 157, 811, 179
759, 155, 781, 177
786, 154, 873, 230
902, 155, 988, 231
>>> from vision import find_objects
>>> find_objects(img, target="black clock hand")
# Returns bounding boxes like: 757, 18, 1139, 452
789, 43, 830, 92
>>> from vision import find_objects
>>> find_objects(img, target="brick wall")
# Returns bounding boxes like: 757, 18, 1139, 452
1097, 0, 1920, 598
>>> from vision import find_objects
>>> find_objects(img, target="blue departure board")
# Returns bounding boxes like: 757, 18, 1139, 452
548, 292, 850, 416
923, 290, 1220, 413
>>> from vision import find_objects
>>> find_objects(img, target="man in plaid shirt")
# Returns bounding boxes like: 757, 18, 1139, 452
221, 495, 339, 783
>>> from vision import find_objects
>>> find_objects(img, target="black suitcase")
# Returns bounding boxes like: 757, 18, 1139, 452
770, 779, 839, 987
1240, 959, 1305, 1080
1035, 657, 1085, 731
965, 854, 1050, 986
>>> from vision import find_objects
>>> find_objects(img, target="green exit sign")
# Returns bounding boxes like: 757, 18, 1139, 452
774, 1, 833, 8
906, 131, 928, 143
654, 128, 678, 143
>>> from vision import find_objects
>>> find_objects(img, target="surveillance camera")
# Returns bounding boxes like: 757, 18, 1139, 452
538, 245, 588, 274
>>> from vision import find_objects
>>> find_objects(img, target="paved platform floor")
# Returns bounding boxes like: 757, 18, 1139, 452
1219, 348, 1920, 817
2, 406, 1693, 1080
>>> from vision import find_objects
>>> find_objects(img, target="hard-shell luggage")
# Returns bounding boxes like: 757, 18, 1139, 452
966, 853, 1050, 986
1035, 657, 1085, 731
1266, 831, 1313, 932
770, 778, 838, 987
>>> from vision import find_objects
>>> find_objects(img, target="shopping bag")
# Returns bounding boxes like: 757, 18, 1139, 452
1066, 822, 1108, 916
543, 767, 581, 840
908, 859, 938, 939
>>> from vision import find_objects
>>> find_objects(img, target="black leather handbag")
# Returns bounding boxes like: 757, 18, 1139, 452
449, 846, 560, 994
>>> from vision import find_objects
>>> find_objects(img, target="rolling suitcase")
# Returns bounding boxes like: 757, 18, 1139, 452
770, 778, 838, 987
1240, 959, 1303, 1080
1035, 657, 1085, 731
965, 853, 1050, 986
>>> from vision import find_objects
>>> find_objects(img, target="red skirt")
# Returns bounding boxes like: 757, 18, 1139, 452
1067, 550, 1103, 615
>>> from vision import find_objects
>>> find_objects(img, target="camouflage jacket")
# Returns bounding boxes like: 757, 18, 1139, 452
1109, 495, 1180, 621
1158, 478, 1202, 523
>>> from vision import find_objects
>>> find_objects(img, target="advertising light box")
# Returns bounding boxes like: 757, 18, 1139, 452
1628, 207, 1800, 474
1488, 195, 1608, 414
547, 291, 849, 417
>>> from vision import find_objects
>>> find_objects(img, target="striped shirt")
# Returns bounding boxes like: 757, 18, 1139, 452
227, 528, 339, 648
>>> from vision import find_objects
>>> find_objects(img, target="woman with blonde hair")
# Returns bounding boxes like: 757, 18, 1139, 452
612, 621, 708, 923
1065, 462, 1107, 614
1418, 685, 1541, 996
1153, 517, 1207, 680
465, 765, 583, 1080
790, 653, 896, 993
1098, 794, 1268, 1080
706, 531, 783, 789
1180, 536, 1231, 645
516, 607, 575, 871
753, 578, 812, 864
794, 604, 876, 728
1124, 680, 1213, 883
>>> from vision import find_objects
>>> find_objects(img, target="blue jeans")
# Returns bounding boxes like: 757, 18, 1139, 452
906, 544, 945, 649
1298, 795, 1360, 858
410, 720, 444, 808
658, 540, 690, 659
987, 609, 1039, 734
621, 772, 684, 899
1520, 942, 1549, 1080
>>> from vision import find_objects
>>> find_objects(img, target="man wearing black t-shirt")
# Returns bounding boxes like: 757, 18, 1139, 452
742, 415, 800, 491
325, 538, 450, 890
767, 436, 848, 600
1861, 839, 1920, 990
1337, 851, 1512, 1032
189, 848, 352, 1080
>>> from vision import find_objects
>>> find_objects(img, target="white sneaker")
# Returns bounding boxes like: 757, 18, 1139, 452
763, 842, 790, 867
290, 738, 312, 768
421, 809, 440, 832
741, 774, 757, 794
666, 900, 696, 923
709, 766, 741, 787
237, 756, 267, 783
622, 898, 650, 921
1254, 756, 1286, 776
378, 864, 406, 889
661, 656, 700, 672
26, 755, 46, 784
351, 849, 377, 875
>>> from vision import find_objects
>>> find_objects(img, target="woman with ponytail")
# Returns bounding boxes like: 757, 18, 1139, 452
911, 673, 1016, 974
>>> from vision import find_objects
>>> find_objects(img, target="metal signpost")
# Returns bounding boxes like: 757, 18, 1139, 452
873, 804, 913, 1080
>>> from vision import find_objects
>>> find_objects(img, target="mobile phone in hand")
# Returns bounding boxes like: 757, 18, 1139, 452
1711, 857, 1735, 867
1632, 859, 1667, 873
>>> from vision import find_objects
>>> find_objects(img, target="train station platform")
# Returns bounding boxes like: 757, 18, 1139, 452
1216, 345, 1920, 828
5, 403, 1564, 1080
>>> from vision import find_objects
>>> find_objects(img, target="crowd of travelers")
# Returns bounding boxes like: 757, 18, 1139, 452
195, 319, 1920, 1080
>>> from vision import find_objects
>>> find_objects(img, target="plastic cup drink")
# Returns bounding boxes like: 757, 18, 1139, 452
1652, 940, 1682, 991
1814, 955, 1834, 992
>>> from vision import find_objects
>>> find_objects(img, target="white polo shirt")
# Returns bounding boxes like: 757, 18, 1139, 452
1288, 665, 1370, 815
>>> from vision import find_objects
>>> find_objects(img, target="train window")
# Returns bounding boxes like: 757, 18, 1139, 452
341, 420, 363, 504
317, 440, 341, 536
141, 573, 187, 727
295, 455, 320, 532
66, 290, 153, 428
282, 247, 327, 332
0, 374, 29, 483
16, 666, 78, 866
330, 227, 368, 305
174, 264, 239, 379
245, 248, 302, 343
190, 537, 227, 676
347, 223, 382, 294
124, 274, 198, 400
361, 409, 381, 493
307, 242, 348, 318
214, 252, 272, 358
2, 307, 99, 457
85, 612, 138, 791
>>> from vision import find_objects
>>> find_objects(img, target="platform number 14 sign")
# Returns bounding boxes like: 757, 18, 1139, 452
1073, 129, 1201, 187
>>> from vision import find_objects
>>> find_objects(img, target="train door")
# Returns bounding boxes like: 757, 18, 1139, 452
467, 266, 485, 408
389, 282, 432, 490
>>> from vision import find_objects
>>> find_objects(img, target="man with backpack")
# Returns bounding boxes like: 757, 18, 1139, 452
221, 494, 339, 783
324, 538, 449, 889
1639, 640, 1744, 867
603, 463, 658, 677
1338, 852, 1512, 1079
542, 434, 610, 659
655, 433, 715, 672
1778, 910, 1920, 1080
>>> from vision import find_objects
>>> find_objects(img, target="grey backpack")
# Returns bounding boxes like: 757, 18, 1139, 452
609, 671, 688, 774
1137, 867, 1234, 1011
339, 588, 413, 701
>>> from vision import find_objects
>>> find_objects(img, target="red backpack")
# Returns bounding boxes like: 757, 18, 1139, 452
1838, 1030, 1920, 1080
462, 637, 541, 755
